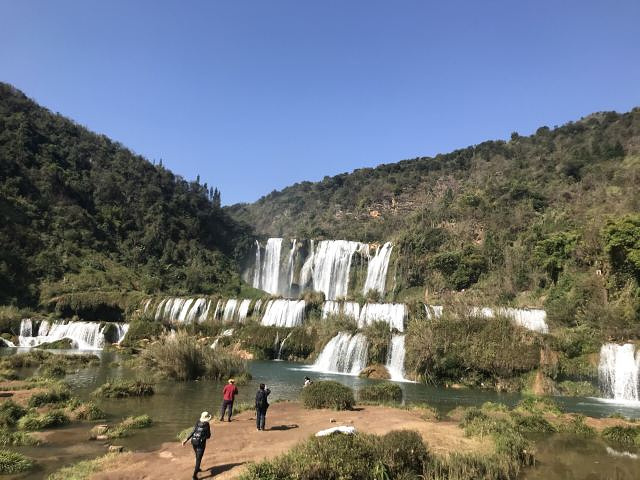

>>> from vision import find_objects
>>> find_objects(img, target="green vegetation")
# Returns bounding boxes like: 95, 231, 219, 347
28, 387, 71, 407
601, 425, 640, 447
0, 449, 34, 474
91, 379, 154, 398
558, 414, 596, 437
38, 338, 74, 349
67, 400, 106, 421
514, 396, 562, 415
0, 400, 27, 427
17, 410, 70, 431
359, 382, 403, 403
120, 315, 168, 347
301, 381, 355, 410
107, 415, 153, 438
47, 452, 129, 480
0, 428, 39, 446
362, 321, 392, 364
138, 331, 247, 381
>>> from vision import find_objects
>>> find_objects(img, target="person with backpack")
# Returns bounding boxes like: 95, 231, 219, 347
255, 383, 271, 431
182, 411, 212, 480
220, 378, 238, 422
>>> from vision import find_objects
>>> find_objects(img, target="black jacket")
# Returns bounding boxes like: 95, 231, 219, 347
186, 420, 211, 447
255, 388, 271, 411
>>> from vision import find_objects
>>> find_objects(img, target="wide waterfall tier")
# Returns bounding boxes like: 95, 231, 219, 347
599, 343, 640, 403
18, 319, 128, 349
386, 334, 407, 381
470, 307, 549, 334
152, 297, 212, 324
261, 300, 306, 328
321, 301, 361, 321
363, 242, 393, 295
311, 332, 369, 375
358, 303, 406, 332
245, 238, 394, 300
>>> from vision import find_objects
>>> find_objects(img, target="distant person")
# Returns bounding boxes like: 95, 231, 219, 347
255, 383, 271, 431
182, 411, 212, 480
303, 376, 313, 387
220, 378, 238, 422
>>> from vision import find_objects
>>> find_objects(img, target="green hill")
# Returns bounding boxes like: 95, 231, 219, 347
0, 83, 252, 309
228, 109, 640, 336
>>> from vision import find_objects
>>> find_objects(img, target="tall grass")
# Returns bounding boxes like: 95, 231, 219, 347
139, 331, 247, 381
301, 381, 355, 410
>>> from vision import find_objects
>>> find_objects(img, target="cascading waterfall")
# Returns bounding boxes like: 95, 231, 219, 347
153, 297, 211, 324
311, 240, 366, 300
424, 305, 443, 319
18, 319, 128, 349
321, 301, 361, 321
259, 238, 283, 294
277, 331, 294, 360
284, 239, 298, 297
222, 299, 239, 323
471, 307, 549, 334
343, 302, 361, 321
598, 343, 640, 402
211, 329, 234, 349
321, 301, 341, 319
358, 303, 406, 332
363, 242, 393, 295
237, 299, 252, 323
311, 332, 369, 375
252, 240, 262, 287
299, 240, 315, 288
386, 334, 407, 381
261, 300, 306, 328
0, 337, 15, 347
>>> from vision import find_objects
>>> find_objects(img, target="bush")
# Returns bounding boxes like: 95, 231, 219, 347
362, 321, 392, 364
92, 379, 154, 398
107, 415, 152, 438
139, 331, 247, 381
120, 316, 167, 346
379, 430, 429, 477
28, 388, 71, 407
601, 425, 640, 447
359, 382, 403, 403
558, 415, 595, 437
39, 338, 74, 349
0, 428, 39, 446
301, 381, 355, 410
0, 449, 33, 474
511, 413, 557, 433
515, 396, 562, 415
71, 401, 106, 421
17, 410, 70, 430
39, 364, 67, 378
0, 400, 27, 427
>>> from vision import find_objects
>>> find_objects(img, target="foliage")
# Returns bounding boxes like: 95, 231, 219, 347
28, 388, 71, 407
514, 396, 562, 415
0, 400, 27, 427
301, 381, 355, 410
558, 415, 596, 437
17, 410, 70, 430
359, 382, 403, 403
120, 315, 168, 346
138, 331, 247, 381
601, 425, 640, 447
362, 321, 392, 364
0, 450, 33, 474
69, 401, 106, 421
604, 214, 640, 282
107, 415, 153, 438
91, 379, 154, 398
0, 428, 39, 446
47, 452, 128, 480
511, 413, 557, 433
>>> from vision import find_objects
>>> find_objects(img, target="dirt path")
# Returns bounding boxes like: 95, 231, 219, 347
92, 402, 488, 480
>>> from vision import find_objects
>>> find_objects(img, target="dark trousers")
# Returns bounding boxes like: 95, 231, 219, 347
220, 399, 234, 420
256, 408, 267, 430
192, 444, 205, 477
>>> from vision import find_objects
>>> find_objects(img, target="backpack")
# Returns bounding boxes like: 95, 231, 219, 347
256, 390, 268, 410
190, 422, 207, 448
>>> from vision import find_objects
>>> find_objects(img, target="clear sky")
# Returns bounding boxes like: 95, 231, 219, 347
2, 1, 639, 205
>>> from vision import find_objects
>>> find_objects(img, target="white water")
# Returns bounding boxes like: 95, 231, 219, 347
252, 240, 262, 287
153, 297, 213, 324
299, 240, 315, 289
259, 238, 283, 294
363, 242, 393, 295
599, 343, 640, 402
277, 331, 294, 360
358, 303, 406, 332
0, 337, 15, 347
424, 305, 443, 319
311, 332, 369, 375
386, 334, 407, 381
211, 328, 234, 349
284, 239, 298, 297
261, 299, 306, 328
237, 299, 252, 323
311, 240, 366, 300
222, 299, 239, 323
18, 319, 128, 349
471, 306, 549, 334
321, 301, 341, 319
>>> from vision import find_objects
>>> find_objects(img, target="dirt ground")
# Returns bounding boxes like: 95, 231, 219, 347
92, 402, 488, 480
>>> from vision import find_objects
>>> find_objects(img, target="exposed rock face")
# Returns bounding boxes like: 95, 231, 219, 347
359, 364, 391, 380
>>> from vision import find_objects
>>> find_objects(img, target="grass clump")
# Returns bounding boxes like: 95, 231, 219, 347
359, 382, 403, 403
0, 428, 39, 446
70, 401, 106, 421
18, 410, 70, 431
107, 415, 152, 438
0, 449, 34, 474
48, 451, 129, 480
39, 364, 67, 378
28, 388, 71, 407
139, 331, 248, 381
301, 381, 355, 410
91, 379, 154, 398
511, 413, 557, 433
514, 396, 562, 415
558, 414, 596, 437
0, 400, 27, 427
601, 425, 640, 447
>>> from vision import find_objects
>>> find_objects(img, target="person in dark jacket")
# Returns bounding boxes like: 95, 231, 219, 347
182, 411, 212, 479
255, 383, 271, 431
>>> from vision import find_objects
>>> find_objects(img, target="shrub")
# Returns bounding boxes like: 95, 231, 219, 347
92, 379, 154, 398
0, 400, 27, 427
39, 338, 74, 349
107, 415, 153, 438
0, 449, 33, 474
39, 364, 67, 378
558, 415, 596, 437
515, 396, 562, 415
511, 413, 557, 433
17, 410, 70, 430
359, 382, 403, 403
362, 321, 392, 364
601, 425, 640, 447
379, 430, 429, 477
28, 388, 71, 407
71, 401, 106, 421
0, 428, 39, 446
301, 381, 355, 410
139, 331, 247, 381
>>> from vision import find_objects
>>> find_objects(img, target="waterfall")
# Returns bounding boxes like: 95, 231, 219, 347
321, 301, 341, 319
18, 319, 128, 350
321, 301, 361, 321
211, 328, 234, 349
142, 298, 152, 313
261, 300, 306, 328
0, 337, 15, 347
358, 303, 406, 332
177, 298, 195, 323
363, 242, 393, 295
386, 334, 407, 381
599, 343, 640, 402
424, 305, 443, 319
277, 331, 294, 360
185, 298, 206, 323
222, 299, 239, 323
343, 302, 361, 321
471, 307, 549, 334
284, 239, 298, 297
237, 299, 252, 323
213, 299, 223, 320
311, 332, 369, 375
252, 240, 262, 287
260, 238, 283, 294
299, 240, 315, 289
311, 240, 366, 300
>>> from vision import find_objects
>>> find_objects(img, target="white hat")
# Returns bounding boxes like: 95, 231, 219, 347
200, 411, 212, 422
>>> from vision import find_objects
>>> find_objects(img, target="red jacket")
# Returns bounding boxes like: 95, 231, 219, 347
222, 384, 238, 401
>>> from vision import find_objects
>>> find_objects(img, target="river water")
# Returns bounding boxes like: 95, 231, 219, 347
3, 350, 640, 479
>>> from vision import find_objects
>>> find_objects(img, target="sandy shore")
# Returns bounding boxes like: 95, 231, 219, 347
91, 402, 487, 480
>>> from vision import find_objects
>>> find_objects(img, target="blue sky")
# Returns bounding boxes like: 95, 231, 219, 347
2, 1, 639, 205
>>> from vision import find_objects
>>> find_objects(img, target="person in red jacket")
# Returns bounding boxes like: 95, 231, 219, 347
219, 378, 238, 422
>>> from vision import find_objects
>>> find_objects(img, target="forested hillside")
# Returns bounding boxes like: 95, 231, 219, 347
0, 83, 253, 308
229, 109, 640, 335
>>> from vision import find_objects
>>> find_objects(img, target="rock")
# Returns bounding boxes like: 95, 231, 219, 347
96, 435, 108, 441
330, 418, 336, 423
89, 424, 110, 440
108, 445, 125, 452
359, 364, 391, 380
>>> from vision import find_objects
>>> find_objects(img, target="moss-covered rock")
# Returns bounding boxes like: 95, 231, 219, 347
359, 364, 391, 380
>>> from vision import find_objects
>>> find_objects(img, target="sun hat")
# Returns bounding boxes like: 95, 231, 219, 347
200, 411, 212, 422
228, 378, 235, 384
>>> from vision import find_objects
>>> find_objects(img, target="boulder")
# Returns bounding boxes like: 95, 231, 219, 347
359, 364, 390, 380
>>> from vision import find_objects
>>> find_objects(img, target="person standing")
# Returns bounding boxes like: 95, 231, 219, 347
220, 378, 238, 422
182, 411, 212, 480
255, 383, 271, 431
